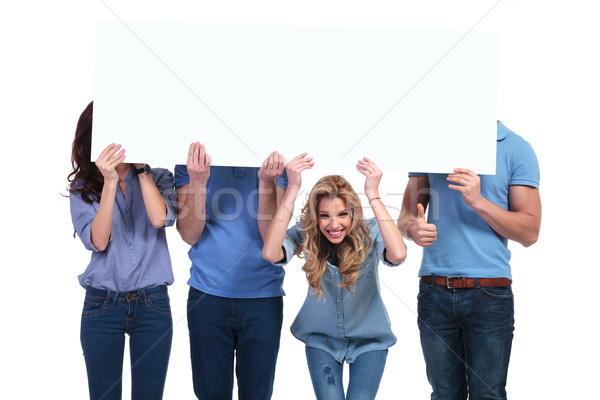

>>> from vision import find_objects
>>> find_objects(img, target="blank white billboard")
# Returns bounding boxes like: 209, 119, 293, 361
93, 22, 498, 173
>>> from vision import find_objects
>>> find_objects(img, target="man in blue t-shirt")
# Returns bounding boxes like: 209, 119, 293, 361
397, 121, 541, 400
175, 142, 287, 400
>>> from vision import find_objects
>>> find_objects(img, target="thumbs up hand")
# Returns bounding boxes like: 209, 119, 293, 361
408, 203, 438, 247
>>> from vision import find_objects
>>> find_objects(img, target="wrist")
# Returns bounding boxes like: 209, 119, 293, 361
366, 192, 380, 202
406, 224, 415, 241
188, 179, 208, 192
468, 194, 486, 211
135, 164, 151, 175
259, 176, 278, 185
283, 186, 300, 201
103, 179, 119, 190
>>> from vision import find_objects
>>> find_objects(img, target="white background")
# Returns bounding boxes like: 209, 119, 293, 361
1, 1, 598, 399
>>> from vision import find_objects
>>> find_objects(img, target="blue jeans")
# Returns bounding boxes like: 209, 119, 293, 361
80, 285, 173, 400
417, 278, 514, 400
305, 346, 388, 400
187, 287, 283, 400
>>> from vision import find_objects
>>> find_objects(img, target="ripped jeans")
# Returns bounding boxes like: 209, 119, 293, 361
305, 346, 388, 400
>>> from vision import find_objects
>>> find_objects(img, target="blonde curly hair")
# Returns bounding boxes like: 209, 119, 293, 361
296, 175, 372, 298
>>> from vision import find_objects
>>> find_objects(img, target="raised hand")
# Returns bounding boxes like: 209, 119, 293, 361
187, 142, 210, 185
447, 168, 482, 209
95, 143, 126, 184
284, 153, 314, 190
356, 157, 383, 201
258, 151, 284, 182
408, 203, 438, 247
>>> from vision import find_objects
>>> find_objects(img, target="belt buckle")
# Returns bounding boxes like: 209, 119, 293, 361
446, 277, 463, 289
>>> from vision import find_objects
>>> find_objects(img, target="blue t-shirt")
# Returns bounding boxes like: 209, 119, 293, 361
276, 219, 403, 363
174, 165, 288, 298
410, 121, 540, 280
71, 167, 177, 292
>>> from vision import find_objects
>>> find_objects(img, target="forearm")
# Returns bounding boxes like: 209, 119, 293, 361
90, 181, 118, 251
262, 186, 298, 262
471, 196, 541, 247
138, 173, 167, 228
397, 176, 429, 240
397, 211, 416, 240
257, 178, 278, 241
176, 183, 207, 245
371, 199, 406, 263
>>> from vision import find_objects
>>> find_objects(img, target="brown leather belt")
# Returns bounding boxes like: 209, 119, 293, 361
421, 275, 511, 289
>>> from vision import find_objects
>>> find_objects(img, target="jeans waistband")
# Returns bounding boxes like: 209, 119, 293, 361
85, 285, 168, 305
421, 275, 511, 289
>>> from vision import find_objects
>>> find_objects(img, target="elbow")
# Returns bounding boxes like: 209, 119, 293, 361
522, 224, 541, 248
180, 232, 199, 246
388, 249, 407, 265
93, 241, 108, 252
262, 248, 275, 263
521, 232, 539, 248
150, 216, 167, 229
262, 247, 279, 264
390, 252, 406, 264
176, 223, 201, 246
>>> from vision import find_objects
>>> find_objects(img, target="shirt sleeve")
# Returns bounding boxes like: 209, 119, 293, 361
272, 224, 303, 267
152, 168, 177, 227
174, 164, 190, 188
369, 219, 404, 267
510, 141, 540, 188
70, 190, 102, 252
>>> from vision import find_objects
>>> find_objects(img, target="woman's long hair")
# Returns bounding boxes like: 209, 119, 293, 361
297, 175, 372, 298
67, 101, 103, 203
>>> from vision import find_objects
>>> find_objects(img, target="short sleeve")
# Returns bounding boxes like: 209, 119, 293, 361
273, 224, 303, 267
510, 141, 540, 188
152, 168, 177, 227
369, 219, 404, 267
174, 164, 190, 188
70, 190, 101, 252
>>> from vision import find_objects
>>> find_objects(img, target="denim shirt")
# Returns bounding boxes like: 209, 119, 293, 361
276, 219, 403, 363
70, 167, 177, 292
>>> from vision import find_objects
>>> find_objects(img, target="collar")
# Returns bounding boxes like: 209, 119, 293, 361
122, 165, 136, 183
497, 120, 510, 141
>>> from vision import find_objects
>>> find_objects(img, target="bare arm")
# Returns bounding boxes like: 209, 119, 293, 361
357, 157, 406, 264
176, 143, 210, 246
257, 151, 285, 241
448, 168, 541, 247
397, 175, 438, 247
136, 166, 168, 228
262, 153, 313, 263
89, 144, 126, 251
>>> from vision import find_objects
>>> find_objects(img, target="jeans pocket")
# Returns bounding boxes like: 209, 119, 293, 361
482, 286, 514, 299
82, 300, 105, 317
147, 293, 171, 313
187, 287, 206, 305
417, 282, 429, 299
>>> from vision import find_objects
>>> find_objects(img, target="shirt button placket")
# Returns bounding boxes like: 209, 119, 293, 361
336, 271, 344, 338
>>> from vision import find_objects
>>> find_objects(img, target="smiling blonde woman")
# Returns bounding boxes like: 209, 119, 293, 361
262, 154, 407, 400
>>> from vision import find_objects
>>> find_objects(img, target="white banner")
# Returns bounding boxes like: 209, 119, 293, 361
93, 22, 498, 173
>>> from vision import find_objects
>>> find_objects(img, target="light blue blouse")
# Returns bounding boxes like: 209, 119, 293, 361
70, 167, 176, 292
276, 219, 403, 363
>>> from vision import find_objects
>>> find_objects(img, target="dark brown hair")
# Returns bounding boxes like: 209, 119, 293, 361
67, 101, 103, 203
